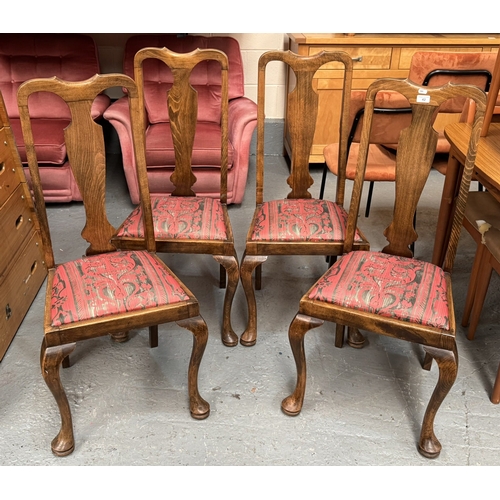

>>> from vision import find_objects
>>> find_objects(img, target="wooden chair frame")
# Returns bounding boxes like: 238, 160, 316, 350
239, 50, 369, 347
18, 74, 210, 456
281, 78, 486, 459
112, 47, 239, 347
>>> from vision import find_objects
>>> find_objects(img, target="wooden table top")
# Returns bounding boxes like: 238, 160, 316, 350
444, 122, 500, 195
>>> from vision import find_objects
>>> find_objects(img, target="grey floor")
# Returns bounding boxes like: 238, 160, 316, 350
1, 150, 499, 466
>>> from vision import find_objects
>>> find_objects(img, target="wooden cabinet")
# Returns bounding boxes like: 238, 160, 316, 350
287, 33, 500, 163
0, 94, 46, 361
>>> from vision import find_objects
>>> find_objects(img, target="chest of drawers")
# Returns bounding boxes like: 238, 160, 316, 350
0, 94, 46, 361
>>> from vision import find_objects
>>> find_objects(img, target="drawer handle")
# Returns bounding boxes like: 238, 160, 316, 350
15, 214, 24, 229
5, 303, 12, 320
352, 56, 363, 62
0, 161, 4, 174
24, 261, 38, 284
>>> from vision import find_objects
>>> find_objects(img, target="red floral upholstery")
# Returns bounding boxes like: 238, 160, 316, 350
308, 251, 450, 329
50, 251, 189, 327
251, 199, 364, 242
116, 196, 228, 241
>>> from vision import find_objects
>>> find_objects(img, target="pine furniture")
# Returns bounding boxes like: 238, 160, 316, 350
287, 33, 499, 164
0, 91, 46, 361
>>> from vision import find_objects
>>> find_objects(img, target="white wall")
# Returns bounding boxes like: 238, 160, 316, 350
89, 33, 289, 119
210, 33, 289, 119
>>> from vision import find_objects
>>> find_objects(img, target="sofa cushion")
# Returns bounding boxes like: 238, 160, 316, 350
0, 34, 102, 119
145, 122, 234, 169
144, 81, 224, 124
11, 118, 68, 164
124, 35, 245, 124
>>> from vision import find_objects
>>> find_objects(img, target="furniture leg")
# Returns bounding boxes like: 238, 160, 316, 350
491, 362, 500, 404
347, 326, 366, 348
432, 155, 461, 266
213, 253, 239, 347
282, 314, 324, 416
467, 254, 493, 340
319, 162, 328, 199
219, 264, 226, 288
418, 344, 458, 459
177, 316, 210, 420
422, 352, 433, 371
335, 323, 345, 348
111, 331, 130, 343
240, 253, 267, 346
462, 243, 486, 330
149, 325, 159, 348
365, 181, 374, 217
40, 339, 77, 456
335, 323, 366, 348
255, 263, 262, 290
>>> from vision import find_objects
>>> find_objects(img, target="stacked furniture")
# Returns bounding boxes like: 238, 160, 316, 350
0, 33, 110, 202
0, 91, 46, 361
104, 34, 257, 205
287, 33, 500, 163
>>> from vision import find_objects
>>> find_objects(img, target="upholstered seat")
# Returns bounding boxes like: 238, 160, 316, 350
116, 196, 228, 241
324, 143, 397, 182
308, 251, 449, 329
250, 199, 364, 243
50, 251, 190, 327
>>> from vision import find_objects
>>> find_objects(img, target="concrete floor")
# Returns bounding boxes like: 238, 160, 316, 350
1, 152, 499, 466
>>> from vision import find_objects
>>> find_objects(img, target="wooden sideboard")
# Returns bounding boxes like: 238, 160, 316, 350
287, 33, 500, 163
0, 95, 46, 361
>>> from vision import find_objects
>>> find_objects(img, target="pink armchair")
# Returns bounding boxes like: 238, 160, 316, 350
0, 33, 110, 202
104, 34, 257, 205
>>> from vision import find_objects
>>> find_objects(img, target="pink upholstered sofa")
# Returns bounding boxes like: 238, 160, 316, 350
0, 33, 110, 202
104, 34, 258, 205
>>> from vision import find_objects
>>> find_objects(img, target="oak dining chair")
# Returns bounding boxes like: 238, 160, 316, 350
281, 77, 486, 458
238, 49, 369, 348
111, 47, 240, 347
18, 74, 211, 456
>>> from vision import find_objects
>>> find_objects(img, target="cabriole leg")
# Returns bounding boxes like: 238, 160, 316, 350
213, 252, 240, 347
347, 326, 365, 348
40, 339, 77, 456
177, 316, 210, 420
281, 314, 324, 416
418, 344, 458, 459
240, 253, 267, 346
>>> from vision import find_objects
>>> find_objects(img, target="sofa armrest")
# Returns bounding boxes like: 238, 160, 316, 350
92, 94, 111, 119
227, 96, 258, 204
104, 96, 141, 203
228, 96, 257, 143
